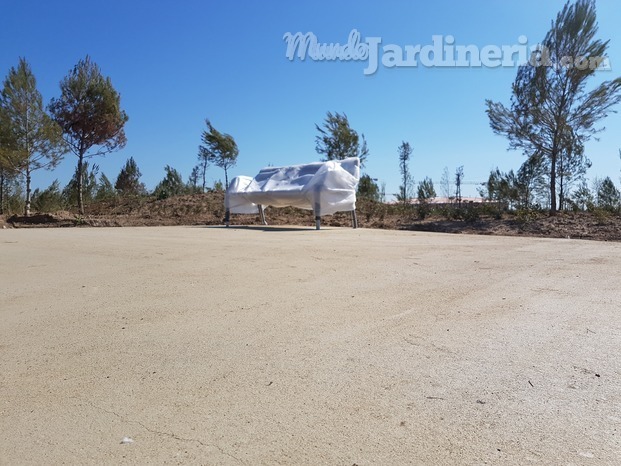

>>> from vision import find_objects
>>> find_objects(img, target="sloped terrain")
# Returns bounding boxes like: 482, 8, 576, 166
3, 192, 621, 241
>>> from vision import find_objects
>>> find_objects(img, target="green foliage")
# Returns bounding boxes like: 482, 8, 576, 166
153, 165, 186, 199
0, 164, 14, 215
478, 202, 504, 219
96, 173, 116, 201
556, 144, 591, 210
417, 177, 436, 202
592, 207, 611, 225
436, 205, 460, 221
315, 111, 368, 167
482, 168, 508, 203
596, 176, 620, 212
415, 177, 436, 219
398, 141, 413, 204
0, 169, 24, 215
195, 149, 210, 192
63, 162, 99, 206
569, 181, 595, 211
115, 157, 146, 196
514, 208, 539, 226
394, 192, 409, 205
482, 161, 546, 211
199, 119, 238, 189
485, 0, 621, 214
213, 180, 224, 192
0, 57, 65, 215
379, 181, 386, 203
357, 174, 380, 201
32, 180, 64, 213
188, 165, 201, 193
463, 204, 481, 223
359, 197, 388, 223
49, 55, 128, 214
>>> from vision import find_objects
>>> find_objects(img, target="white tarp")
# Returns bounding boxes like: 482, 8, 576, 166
225, 157, 360, 216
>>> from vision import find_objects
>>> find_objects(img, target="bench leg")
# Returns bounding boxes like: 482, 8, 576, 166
259, 205, 267, 225
314, 199, 321, 230
351, 210, 358, 229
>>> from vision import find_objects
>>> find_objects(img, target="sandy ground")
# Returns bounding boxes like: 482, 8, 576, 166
1, 226, 620, 465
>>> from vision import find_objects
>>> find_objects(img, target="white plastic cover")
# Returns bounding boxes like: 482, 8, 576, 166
225, 157, 360, 216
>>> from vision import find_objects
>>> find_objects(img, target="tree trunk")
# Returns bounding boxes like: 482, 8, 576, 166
549, 151, 557, 215
25, 166, 32, 217
0, 170, 5, 215
77, 154, 85, 215
558, 151, 566, 211
224, 168, 229, 190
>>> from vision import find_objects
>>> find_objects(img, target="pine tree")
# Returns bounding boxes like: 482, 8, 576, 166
0, 58, 65, 215
357, 174, 380, 201
63, 162, 99, 206
115, 157, 145, 196
199, 119, 238, 189
153, 165, 185, 199
486, 0, 621, 214
597, 177, 620, 211
315, 112, 368, 166
397, 141, 413, 205
96, 173, 116, 201
49, 56, 128, 214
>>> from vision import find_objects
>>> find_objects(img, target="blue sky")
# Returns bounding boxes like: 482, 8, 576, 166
2, 0, 620, 198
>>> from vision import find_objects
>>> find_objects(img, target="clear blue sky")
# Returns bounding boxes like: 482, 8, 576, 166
2, 0, 620, 198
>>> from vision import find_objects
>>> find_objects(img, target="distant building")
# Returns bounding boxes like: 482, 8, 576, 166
389, 197, 486, 205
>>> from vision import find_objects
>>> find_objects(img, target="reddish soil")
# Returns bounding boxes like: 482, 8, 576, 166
3, 193, 621, 241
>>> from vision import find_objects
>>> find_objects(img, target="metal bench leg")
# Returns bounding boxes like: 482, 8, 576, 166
259, 205, 267, 225
313, 198, 321, 230
352, 210, 358, 229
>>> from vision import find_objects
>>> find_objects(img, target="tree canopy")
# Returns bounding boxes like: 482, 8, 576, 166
596, 176, 620, 211
49, 56, 128, 214
0, 58, 65, 215
485, 0, 621, 214
199, 119, 238, 189
417, 177, 436, 202
315, 111, 368, 167
357, 174, 380, 201
115, 157, 145, 196
153, 165, 185, 199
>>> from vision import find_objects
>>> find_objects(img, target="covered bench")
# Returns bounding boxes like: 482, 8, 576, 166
224, 157, 360, 230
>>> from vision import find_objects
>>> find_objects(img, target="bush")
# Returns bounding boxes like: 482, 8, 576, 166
463, 204, 480, 223
153, 165, 187, 199
514, 208, 539, 225
417, 203, 431, 220
32, 180, 65, 213
592, 208, 611, 225
436, 205, 460, 220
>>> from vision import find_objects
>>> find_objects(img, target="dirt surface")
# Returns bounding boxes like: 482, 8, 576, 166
1, 226, 620, 464
4, 193, 621, 242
